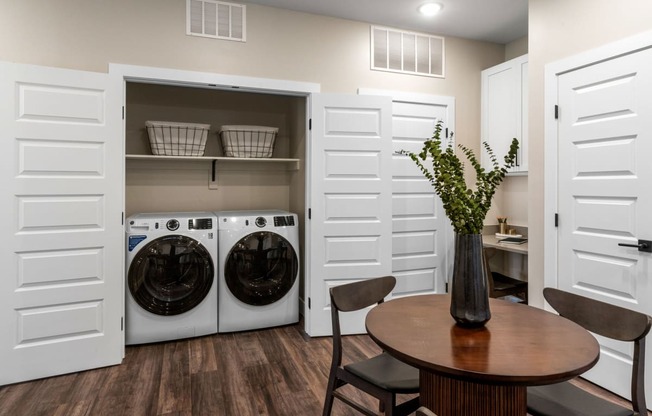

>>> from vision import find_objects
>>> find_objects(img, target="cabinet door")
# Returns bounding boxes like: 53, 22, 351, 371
305, 93, 393, 337
481, 55, 528, 174
0, 62, 123, 385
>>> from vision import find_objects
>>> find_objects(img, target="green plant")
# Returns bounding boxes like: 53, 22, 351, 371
401, 121, 518, 235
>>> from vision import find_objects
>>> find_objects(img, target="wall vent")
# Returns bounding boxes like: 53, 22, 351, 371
187, 0, 246, 42
371, 26, 444, 78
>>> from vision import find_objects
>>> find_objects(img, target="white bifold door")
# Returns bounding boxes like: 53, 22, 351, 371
360, 89, 454, 298
305, 92, 454, 336
0, 62, 123, 385
552, 42, 652, 404
306, 93, 393, 336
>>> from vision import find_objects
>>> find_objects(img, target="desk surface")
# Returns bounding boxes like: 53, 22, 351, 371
365, 294, 599, 386
483, 234, 528, 254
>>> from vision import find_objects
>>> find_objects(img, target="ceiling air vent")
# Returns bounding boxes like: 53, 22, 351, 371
187, 0, 246, 42
371, 26, 444, 78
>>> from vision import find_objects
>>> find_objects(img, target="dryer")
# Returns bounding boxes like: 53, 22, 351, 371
217, 210, 300, 333
125, 212, 218, 345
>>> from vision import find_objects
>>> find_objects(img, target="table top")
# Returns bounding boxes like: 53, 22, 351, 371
365, 294, 599, 386
482, 234, 528, 255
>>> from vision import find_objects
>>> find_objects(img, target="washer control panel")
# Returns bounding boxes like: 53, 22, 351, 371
255, 217, 267, 228
166, 219, 180, 231
273, 215, 296, 227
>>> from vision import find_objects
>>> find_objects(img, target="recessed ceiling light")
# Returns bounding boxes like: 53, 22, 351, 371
418, 2, 443, 17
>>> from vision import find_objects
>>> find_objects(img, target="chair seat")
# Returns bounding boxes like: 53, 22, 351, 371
492, 272, 527, 291
344, 352, 420, 393
528, 383, 633, 416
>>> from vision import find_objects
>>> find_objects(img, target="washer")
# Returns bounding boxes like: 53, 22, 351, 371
217, 210, 300, 333
125, 212, 218, 345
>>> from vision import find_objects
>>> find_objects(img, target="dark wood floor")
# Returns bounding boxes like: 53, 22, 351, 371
0, 323, 644, 416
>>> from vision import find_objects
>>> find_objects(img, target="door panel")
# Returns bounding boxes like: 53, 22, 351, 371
361, 89, 454, 298
0, 62, 123, 385
557, 47, 652, 402
307, 93, 393, 336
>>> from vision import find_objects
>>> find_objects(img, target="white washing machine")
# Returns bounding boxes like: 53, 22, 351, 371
125, 212, 218, 345
217, 210, 300, 333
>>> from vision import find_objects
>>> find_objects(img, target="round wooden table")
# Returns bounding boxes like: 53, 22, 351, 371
365, 294, 600, 416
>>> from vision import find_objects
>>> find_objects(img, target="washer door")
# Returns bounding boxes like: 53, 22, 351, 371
224, 231, 298, 306
128, 235, 214, 316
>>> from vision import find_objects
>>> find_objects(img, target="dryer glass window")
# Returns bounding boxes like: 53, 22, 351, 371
128, 235, 214, 316
225, 231, 298, 306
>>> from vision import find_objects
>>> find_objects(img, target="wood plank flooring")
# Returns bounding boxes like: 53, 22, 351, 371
0, 323, 645, 416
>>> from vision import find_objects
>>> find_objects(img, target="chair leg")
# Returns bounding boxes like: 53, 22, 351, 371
322, 373, 339, 416
383, 392, 396, 416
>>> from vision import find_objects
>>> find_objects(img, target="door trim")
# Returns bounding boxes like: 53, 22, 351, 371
544, 30, 652, 296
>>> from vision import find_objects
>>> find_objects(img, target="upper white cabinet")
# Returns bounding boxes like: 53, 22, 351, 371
481, 54, 528, 175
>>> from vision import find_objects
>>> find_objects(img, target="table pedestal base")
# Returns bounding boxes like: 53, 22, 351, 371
420, 371, 526, 416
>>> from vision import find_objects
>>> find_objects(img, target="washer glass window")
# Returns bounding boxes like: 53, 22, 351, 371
128, 235, 214, 316
225, 231, 298, 306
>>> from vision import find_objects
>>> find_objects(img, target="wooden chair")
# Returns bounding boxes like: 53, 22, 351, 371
416, 406, 438, 416
527, 287, 652, 416
484, 249, 528, 303
322, 276, 420, 416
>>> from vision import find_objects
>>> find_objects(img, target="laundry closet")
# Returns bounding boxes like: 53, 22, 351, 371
123, 78, 309, 339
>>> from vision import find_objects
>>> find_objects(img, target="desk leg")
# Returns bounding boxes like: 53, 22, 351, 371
420, 371, 526, 416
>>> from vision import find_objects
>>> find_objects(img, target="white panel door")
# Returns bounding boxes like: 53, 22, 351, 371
359, 89, 454, 297
557, 47, 652, 403
306, 93, 393, 336
0, 62, 123, 385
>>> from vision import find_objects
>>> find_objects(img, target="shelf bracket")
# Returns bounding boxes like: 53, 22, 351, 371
209, 160, 218, 190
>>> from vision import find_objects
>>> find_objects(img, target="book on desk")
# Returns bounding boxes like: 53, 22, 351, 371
498, 237, 528, 245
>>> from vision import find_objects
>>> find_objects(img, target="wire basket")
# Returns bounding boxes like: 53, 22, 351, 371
219, 125, 278, 158
145, 121, 210, 156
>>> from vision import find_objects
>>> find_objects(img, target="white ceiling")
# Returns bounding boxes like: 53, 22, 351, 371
244, 0, 528, 44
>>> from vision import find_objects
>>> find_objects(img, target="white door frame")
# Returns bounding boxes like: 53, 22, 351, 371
544, 30, 652, 293
109, 63, 320, 331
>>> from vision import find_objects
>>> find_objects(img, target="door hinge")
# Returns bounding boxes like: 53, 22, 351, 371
308, 208, 311, 220
555, 213, 559, 227
122, 106, 125, 120
445, 128, 449, 138
308, 297, 311, 309
309, 118, 312, 130
445, 282, 449, 293
122, 212, 124, 225
121, 317, 124, 331
554, 105, 559, 120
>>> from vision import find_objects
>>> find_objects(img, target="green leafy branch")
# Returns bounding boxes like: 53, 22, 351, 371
400, 121, 518, 235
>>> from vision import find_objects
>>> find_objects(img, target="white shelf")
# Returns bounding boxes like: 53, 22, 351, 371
126, 154, 300, 170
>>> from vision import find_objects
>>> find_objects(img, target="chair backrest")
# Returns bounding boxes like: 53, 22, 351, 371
543, 287, 652, 413
330, 275, 396, 313
328, 276, 396, 366
482, 249, 495, 294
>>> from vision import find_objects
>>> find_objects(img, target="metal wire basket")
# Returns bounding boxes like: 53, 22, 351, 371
146, 121, 210, 156
219, 125, 278, 158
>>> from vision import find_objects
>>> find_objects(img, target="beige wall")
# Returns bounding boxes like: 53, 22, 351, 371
528, 0, 652, 306
0, 0, 504, 151
505, 36, 528, 60
0, 0, 506, 216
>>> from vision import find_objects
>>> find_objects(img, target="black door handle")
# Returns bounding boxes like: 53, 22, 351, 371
618, 240, 652, 253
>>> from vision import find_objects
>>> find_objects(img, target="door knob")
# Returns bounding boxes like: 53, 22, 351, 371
618, 239, 652, 253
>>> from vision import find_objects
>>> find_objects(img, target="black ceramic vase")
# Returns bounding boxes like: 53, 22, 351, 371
450, 233, 491, 327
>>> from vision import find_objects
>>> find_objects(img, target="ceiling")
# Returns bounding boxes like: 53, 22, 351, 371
244, 0, 528, 44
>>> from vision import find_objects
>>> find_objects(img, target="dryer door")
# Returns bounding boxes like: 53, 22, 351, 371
224, 231, 298, 306
128, 235, 214, 316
